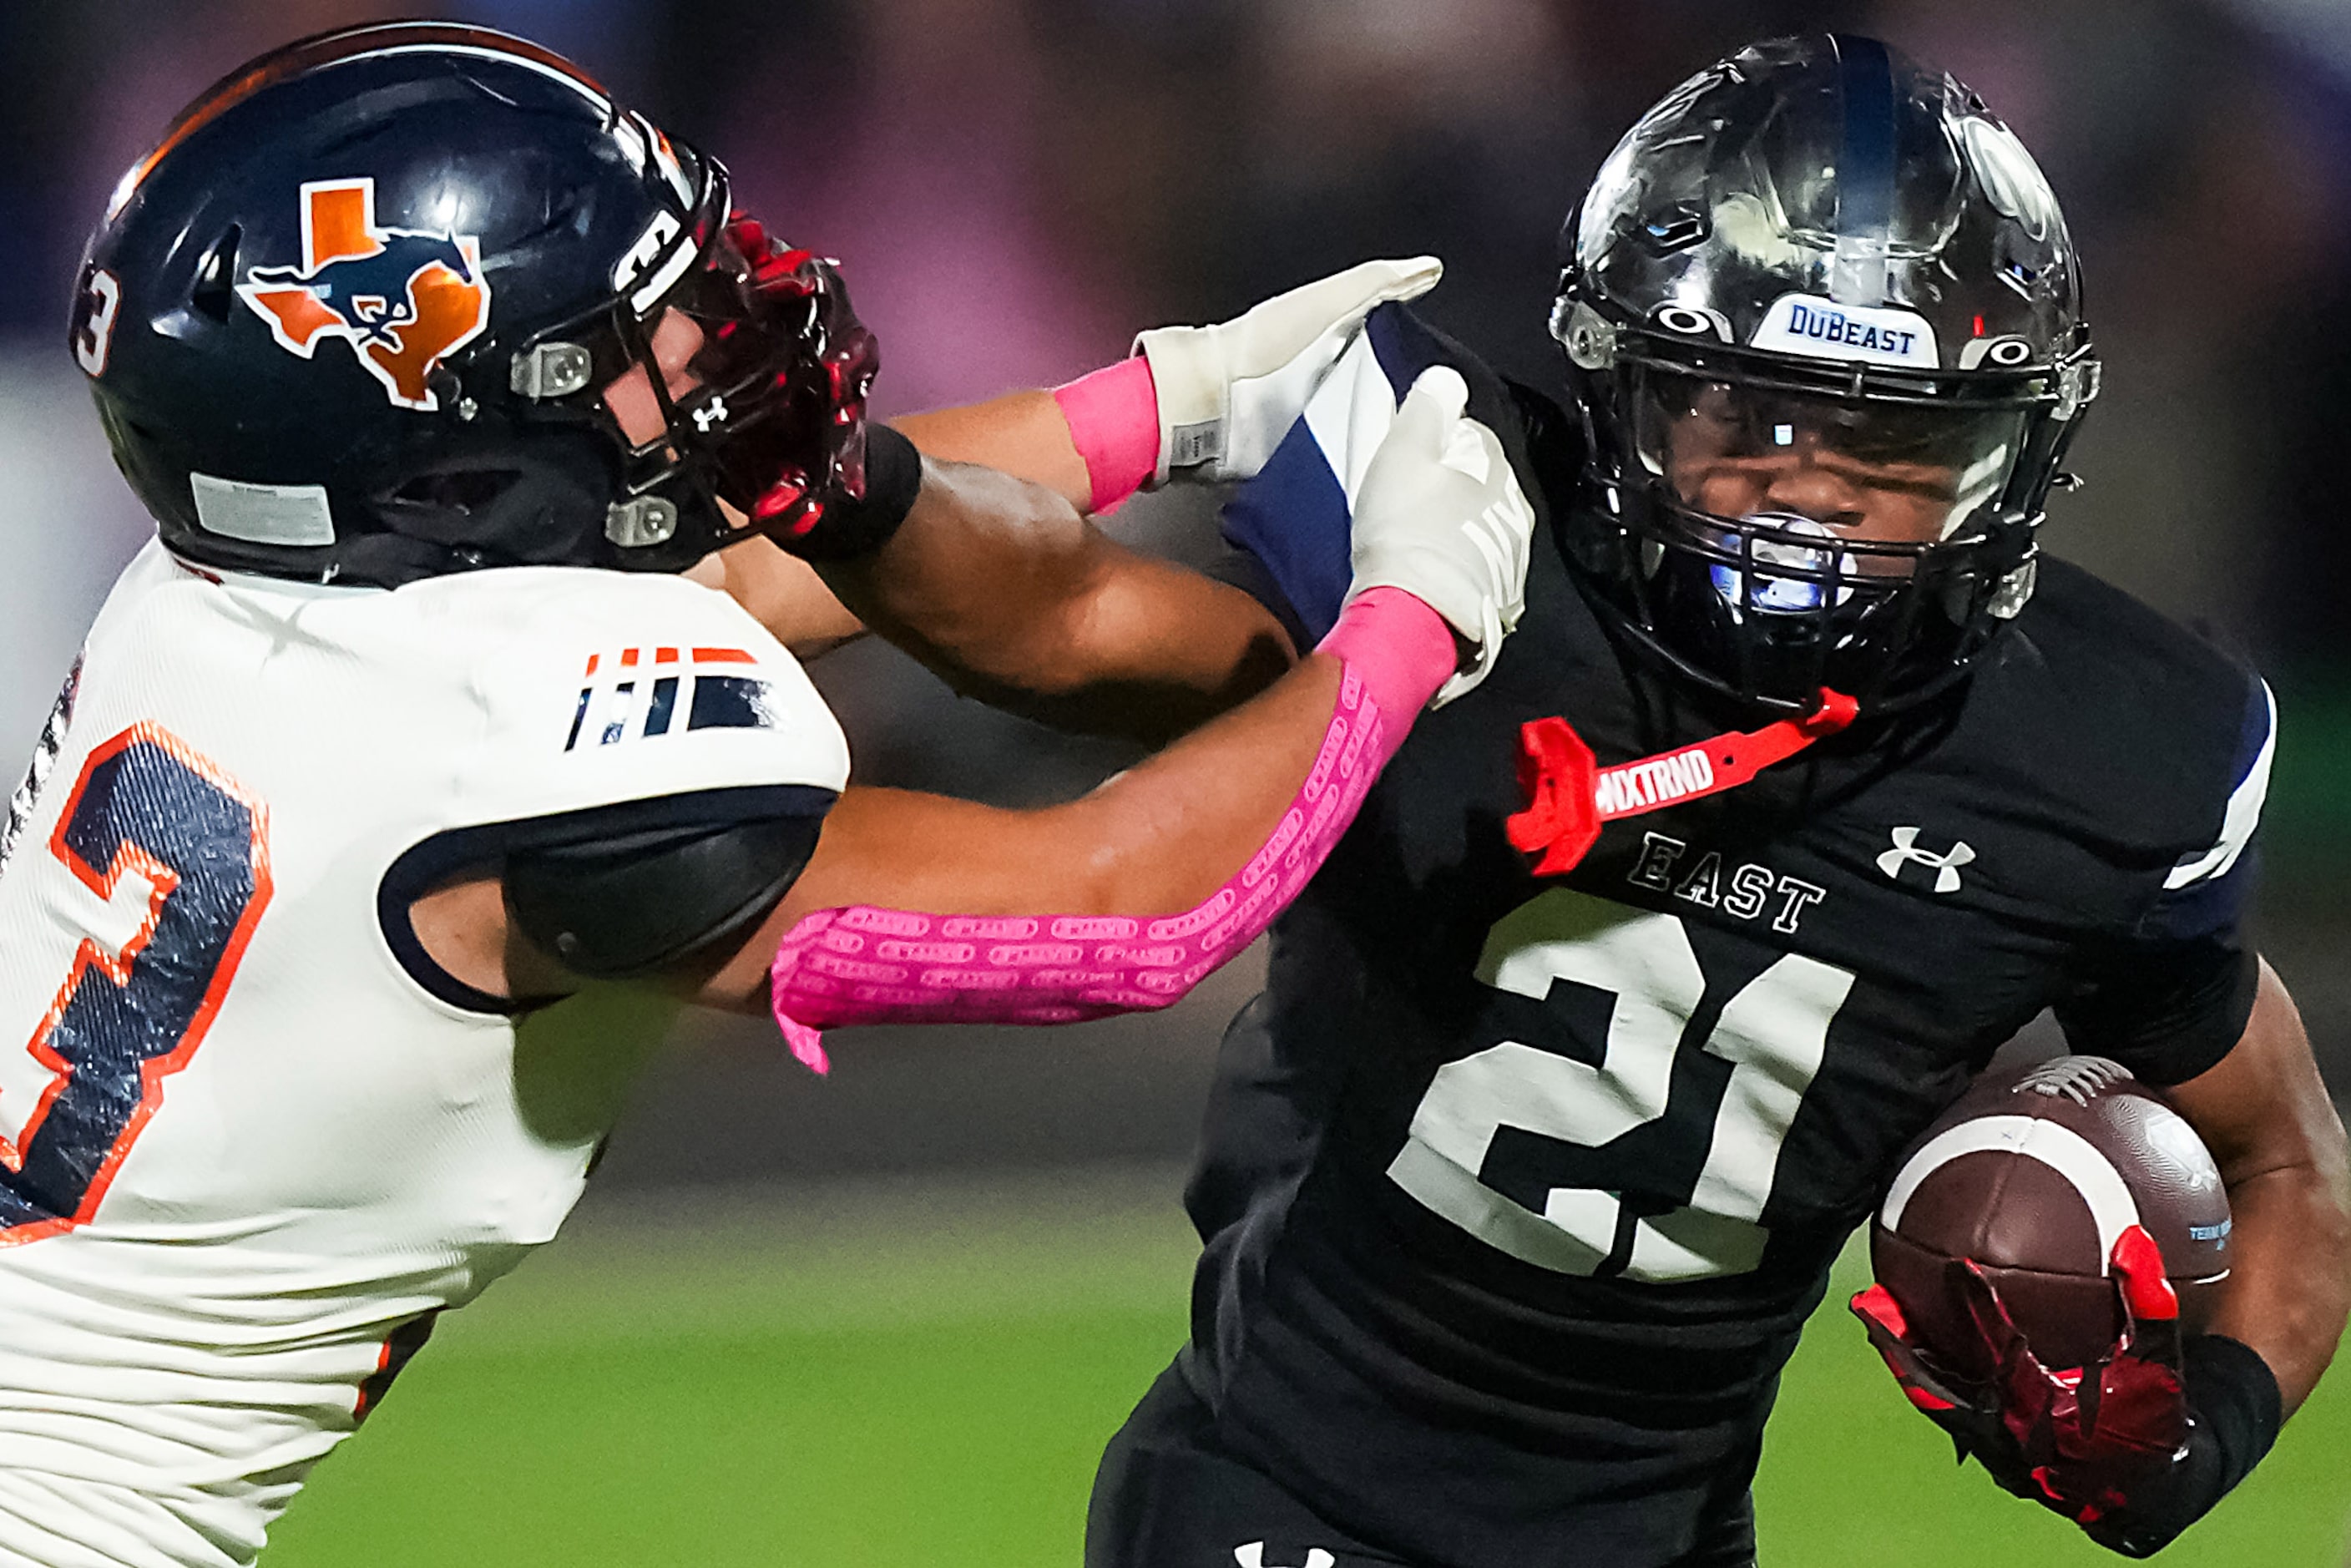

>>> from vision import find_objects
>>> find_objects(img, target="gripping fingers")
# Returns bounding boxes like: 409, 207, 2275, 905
1438, 483, 1531, 685
1848, 1283, 2033, 1485
1137, 257, 1445, 483
1398, 364, 1471, 445
1234, 255, 1444, 364
1959, 1257, 2034, 1364
1343, 366, 1514, 657
1851, 1284, 1972, 1414
1438, 392, 1494, 483
1453, 419, 1533, 626
1853, 1255, 2192, 1534
2109, 1224, 2182, 1350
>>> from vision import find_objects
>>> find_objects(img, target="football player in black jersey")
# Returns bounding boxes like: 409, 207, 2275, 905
912, 34, 2346, 1568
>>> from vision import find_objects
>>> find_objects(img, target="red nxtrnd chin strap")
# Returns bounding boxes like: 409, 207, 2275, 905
1505, 689, 1860, 876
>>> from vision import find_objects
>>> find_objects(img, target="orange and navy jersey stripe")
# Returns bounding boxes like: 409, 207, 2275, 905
564, 646, 776, 751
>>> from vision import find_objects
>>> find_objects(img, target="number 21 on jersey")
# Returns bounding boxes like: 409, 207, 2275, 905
1389, 888, 1853, 1283
0, 724, 270, 1241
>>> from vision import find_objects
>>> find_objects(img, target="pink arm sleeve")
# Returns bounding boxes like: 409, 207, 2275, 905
1049, 357, 1160, 516
768, 587, 1454, 1073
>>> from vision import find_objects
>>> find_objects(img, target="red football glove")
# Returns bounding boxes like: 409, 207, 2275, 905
718, 215, 882, 547
1852, 1224, 2192, 1551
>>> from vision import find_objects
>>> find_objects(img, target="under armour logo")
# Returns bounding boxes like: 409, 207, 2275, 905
691, 395, 731, 432
1236, 1544, 1335, 1568
1876, 826, 1974, 893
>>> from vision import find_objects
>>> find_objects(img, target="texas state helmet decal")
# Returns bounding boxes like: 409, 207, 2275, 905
235, 179, 491, 411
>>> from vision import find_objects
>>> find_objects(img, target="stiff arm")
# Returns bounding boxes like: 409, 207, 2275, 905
726, 260, 1449, 739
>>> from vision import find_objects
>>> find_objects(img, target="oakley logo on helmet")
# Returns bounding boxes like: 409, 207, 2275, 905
235, 179, 492, 412
1876, 826, 1975, 893
1752, 293, 1939, 369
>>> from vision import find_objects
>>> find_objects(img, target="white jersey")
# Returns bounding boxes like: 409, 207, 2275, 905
0, 542, 847, 1567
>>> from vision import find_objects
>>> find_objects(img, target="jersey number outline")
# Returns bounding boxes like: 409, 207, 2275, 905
0, 725, 270, 1242
1388, 888, 1853, 1282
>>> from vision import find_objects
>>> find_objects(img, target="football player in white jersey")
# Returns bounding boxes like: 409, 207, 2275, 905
3, 23, 1538, 1567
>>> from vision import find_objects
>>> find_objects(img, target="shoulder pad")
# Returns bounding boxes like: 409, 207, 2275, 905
508, 811, 828, 978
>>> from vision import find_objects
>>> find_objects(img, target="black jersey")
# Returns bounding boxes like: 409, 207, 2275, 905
1161, 306, 2271, 1567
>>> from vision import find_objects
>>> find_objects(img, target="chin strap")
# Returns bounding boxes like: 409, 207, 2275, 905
1505, 688, 1860, 876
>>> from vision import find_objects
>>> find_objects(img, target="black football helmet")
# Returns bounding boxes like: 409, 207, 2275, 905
1553, 34, 2101, 714
69, 23, 877, 587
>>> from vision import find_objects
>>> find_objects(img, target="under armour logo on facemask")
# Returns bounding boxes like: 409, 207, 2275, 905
1235, 1543, 1335, 1568
1876, 826, 1975, 893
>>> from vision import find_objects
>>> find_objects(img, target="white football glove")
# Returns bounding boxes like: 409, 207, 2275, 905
1133, 256, 1443, 486
1345, 366, 1534, 707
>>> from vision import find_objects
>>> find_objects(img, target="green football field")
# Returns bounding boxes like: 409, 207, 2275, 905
260, 1171, 2349, 1566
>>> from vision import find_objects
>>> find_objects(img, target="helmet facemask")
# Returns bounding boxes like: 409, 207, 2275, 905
1585, 346, 2061, 710
494, 157, 880, 573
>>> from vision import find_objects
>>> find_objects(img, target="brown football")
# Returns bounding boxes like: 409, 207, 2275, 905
1870, 1055, 2232, 1380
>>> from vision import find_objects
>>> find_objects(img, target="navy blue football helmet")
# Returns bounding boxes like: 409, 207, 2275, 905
1554, 35, 2101, 713
70, 23, 877, 586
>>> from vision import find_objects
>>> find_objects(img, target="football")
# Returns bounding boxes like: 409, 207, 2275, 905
1871, 1055, 2232, 1379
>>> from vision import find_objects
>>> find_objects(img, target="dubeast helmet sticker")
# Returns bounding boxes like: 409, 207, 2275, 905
235, 179, 491, 411
1750, 292, 1939, 370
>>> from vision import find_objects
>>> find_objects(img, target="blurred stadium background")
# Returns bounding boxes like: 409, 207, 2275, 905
5, 1, 2350, 1562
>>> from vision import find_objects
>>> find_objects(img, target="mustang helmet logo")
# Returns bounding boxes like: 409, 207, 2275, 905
235, 179, 491, 411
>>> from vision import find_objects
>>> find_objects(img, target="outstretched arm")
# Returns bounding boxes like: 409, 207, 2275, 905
891, 255, 1442, 510
715, 390, 1095, 656
692, 537, 866, 660
422, 589, 1435, 1041
811, 448, 1292, 744
892, 391, 1093, 513
747, 367, 1527, 1070
417, 370, 1533, 1062
722, 258, 1444, 740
